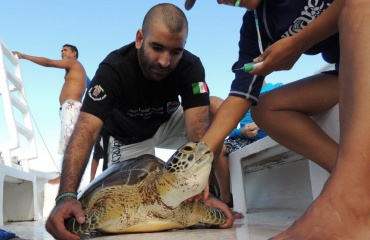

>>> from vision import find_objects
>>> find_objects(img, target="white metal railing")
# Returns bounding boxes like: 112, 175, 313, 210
0, 40, 37, 171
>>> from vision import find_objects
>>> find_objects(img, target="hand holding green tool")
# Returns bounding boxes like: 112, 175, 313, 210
232, 61, 264, 73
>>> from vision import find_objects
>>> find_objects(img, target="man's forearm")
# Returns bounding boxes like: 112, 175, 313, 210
21, 54, 53, 67
58, 116, 99, 194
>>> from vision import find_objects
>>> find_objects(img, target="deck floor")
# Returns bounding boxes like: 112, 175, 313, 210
2, 208, 302, 240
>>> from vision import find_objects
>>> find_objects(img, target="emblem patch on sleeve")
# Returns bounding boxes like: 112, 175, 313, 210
88, 85, 107, 101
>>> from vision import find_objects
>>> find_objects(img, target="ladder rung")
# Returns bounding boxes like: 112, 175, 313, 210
10, 95, 28, 113
5, 67, 22, 90
15, 121, 33, 139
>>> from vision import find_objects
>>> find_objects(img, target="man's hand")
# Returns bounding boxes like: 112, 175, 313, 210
204, 194, 235, 228
45, 197, 85, 240
250, 35, 303, 76
241, 122, 259, 138
12, 51, 23, 59
187, 183, 210, 201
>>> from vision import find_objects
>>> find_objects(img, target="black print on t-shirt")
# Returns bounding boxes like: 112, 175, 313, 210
127, 107, 164, 120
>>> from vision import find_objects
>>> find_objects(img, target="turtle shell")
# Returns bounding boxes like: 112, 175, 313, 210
78, 154, 165, 207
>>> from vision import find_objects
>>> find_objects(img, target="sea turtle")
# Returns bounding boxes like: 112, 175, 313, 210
66, 141, 227, 238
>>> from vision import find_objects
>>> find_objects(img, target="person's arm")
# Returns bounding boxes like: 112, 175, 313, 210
229, 111, 249, 138
45, 112, 103, 239
200, 96, 250, 229
59, 112, 103, 194
230, 122, 259, 139
12, 51, 76, 69
202, 96, 251, 152
183, 106, 209, 142
291, 0, 342, 53
252, 0, 344, 76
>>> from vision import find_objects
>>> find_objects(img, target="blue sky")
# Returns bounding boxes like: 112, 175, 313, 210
0, 1, 327, 181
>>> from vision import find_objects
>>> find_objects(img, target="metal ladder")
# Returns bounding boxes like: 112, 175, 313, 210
0, 40, 37, 171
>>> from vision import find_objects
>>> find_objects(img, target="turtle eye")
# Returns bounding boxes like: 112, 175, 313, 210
183, 146, 193, 151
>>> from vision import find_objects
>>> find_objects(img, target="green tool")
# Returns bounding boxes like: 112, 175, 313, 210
233, 61, 264, 73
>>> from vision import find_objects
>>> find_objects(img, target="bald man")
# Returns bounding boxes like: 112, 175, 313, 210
45, 4, 233, 239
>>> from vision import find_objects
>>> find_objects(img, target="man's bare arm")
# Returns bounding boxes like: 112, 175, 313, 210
183, 105, 209, 142
45, 112, 102, 239
12, 51, 77, 70
59, 112, 103, 194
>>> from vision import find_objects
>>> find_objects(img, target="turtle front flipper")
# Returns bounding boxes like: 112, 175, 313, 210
66, 213, 103, 238
175, 201, 227, 227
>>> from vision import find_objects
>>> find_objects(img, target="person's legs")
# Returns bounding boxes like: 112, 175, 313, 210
252, 73, 338, 172
90, 136, 103, 181
210, 96, 245, 219
90, 159, 99, 182
155, 107, 188, 150
209, 96, 223, 123
208, 96, 225, 186
215, 144, 231, 204
106, 107, 188, 167
209, 96, 227, 158
270, 1, 370, 239
215, 149, 245, 219
50, 100, 82, 184
58, 100, 82, 154
209, 96, 226, 194
106, 136, 156, 167
216, 138, 254, 204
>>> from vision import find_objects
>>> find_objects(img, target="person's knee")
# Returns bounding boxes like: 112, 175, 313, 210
251, 101, 265, 126
209, 96, 224, 122
251, 90, 279, 125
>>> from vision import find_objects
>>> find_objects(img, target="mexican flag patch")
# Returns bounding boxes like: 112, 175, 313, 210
192, 82, 208, 94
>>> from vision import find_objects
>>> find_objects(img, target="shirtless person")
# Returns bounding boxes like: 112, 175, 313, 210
13, 44, 87, 184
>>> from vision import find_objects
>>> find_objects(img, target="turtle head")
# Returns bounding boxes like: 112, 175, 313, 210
161, 141, 213, 205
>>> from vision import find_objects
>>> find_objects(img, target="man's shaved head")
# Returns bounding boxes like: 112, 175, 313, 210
142, 3, 188, 35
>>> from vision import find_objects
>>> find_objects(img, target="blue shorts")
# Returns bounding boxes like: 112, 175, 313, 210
224, 138, 255, 155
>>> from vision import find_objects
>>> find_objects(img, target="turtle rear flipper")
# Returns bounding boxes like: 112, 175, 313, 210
176, 201, 227, 227
196, 203, 227, 226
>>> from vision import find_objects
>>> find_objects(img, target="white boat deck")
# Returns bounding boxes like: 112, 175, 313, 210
2, 208, 302, 240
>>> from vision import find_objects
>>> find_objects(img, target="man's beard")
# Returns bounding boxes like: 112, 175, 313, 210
139, 45, 171, 81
